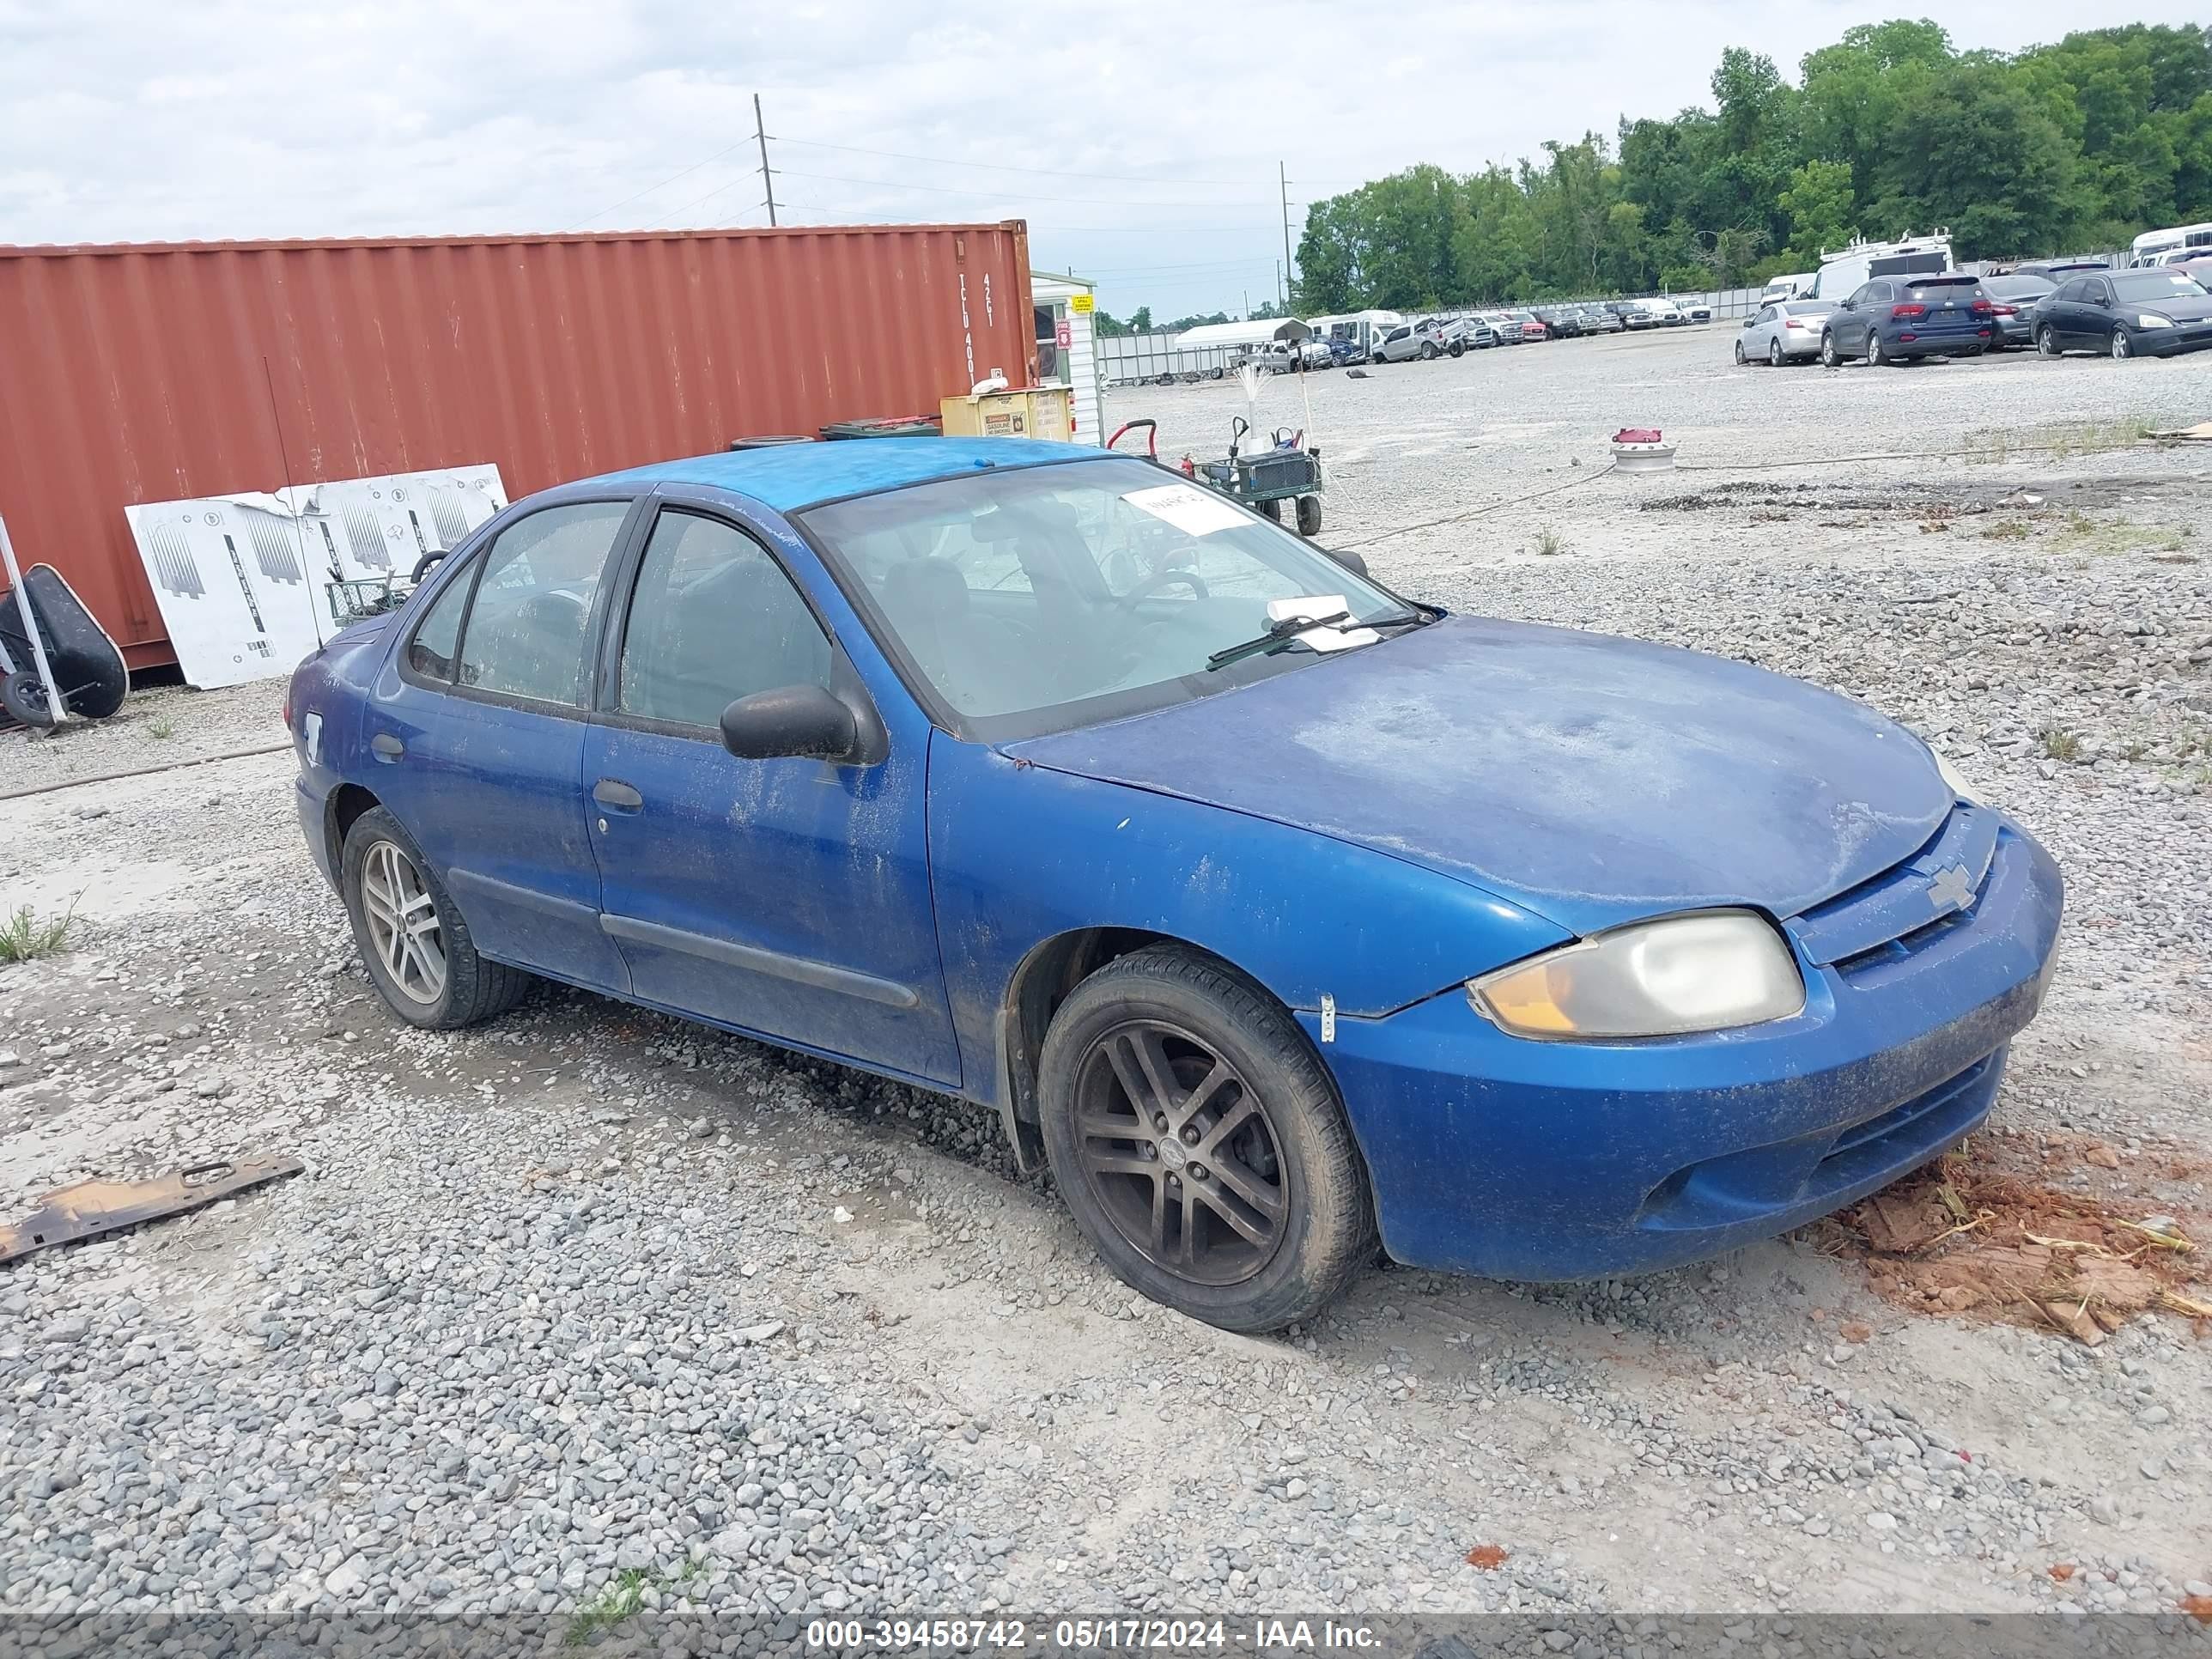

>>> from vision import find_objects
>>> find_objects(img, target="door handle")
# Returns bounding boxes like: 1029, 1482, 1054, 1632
593, 779, 644, 811
370, 732, 405, 762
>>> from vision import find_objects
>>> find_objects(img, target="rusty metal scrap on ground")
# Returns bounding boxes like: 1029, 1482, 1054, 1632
0, 1157, 302, 1265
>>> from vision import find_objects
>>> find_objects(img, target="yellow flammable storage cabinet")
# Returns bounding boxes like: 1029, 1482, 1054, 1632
939, 384, 1073, 441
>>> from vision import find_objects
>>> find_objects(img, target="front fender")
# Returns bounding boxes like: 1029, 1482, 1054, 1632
927, 733, 1570, 1109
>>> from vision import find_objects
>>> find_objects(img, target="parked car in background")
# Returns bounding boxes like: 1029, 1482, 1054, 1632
2033, 268, 2212, 358
292, 436, 2063, 1333
1371, 319, 1449, 363
1323, 335, 1365, 368
2010, 259, 2109, 282
1819, 272, 1993, 365
1675, 296, 1713, 324
1485, 311, 1527, 345
1978, 274, 2056, 349
1515, 310, 1550, 342
1620, 302, 1656, 330
1418, 316, 1474, 357
1735, 300, 1836, 365
1759, 273, 1814, 305
1534, 307, 1582, 338
1642, 299, 1686, 327
1586, 306, 1626, 332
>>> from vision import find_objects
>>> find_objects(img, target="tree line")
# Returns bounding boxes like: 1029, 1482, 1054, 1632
1291, 20, 2212, 313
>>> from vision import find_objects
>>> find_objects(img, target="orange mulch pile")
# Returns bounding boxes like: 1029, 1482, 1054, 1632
1463, 1545, 1510, 1571
1826, 1138, 2210, 1346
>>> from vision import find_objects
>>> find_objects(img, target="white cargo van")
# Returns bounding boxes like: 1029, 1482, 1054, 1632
1760, 273, 1814, 304
1808, 234, 1954, 300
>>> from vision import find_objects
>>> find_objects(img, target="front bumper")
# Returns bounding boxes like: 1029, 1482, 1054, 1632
1307, 818, 2063, 1282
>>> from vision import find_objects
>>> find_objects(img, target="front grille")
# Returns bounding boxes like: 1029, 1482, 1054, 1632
1788, 804, 1997, 970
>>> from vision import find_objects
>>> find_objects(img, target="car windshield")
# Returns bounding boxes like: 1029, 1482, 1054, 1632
800, 458, 1413, 739
2112, 270, 2209, 301
1986, 276, 2054, 298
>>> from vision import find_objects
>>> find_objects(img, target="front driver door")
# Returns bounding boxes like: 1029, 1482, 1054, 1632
580, 498, 961, 1085
2083, 276, 2118, 348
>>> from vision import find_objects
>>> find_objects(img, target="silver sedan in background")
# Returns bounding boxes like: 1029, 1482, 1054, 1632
1735, 300, 1837, 365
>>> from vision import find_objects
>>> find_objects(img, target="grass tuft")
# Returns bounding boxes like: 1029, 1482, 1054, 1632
0, 902, 77, 964
2039, 726, 2081, 763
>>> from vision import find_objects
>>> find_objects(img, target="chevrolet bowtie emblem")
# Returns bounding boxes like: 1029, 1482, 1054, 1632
1927, 863, 1976, 914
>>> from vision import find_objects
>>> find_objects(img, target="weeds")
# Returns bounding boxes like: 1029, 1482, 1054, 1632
2039, 726, 2082, 763
564, 1559, 702, 1647
1961, 417, 2155, 465
1534, 527, 1569, 556
1980, 520, 2030, 541
0, 902, 77, 964
146, 717, 174, 740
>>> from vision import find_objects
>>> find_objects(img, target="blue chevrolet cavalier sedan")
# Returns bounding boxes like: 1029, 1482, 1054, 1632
289, 438, 2063, 1332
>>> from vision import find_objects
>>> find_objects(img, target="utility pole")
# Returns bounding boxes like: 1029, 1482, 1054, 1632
755, 93, 778, 227
1278, 161, 1295, 311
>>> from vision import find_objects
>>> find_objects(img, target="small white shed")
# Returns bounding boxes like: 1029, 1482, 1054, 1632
1030, 271, 1102, 446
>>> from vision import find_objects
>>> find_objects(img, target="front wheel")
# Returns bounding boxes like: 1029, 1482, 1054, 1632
1295, 495, 1322, 538
1868, 330, 1885, 367
1, 670, 55, 728
2038, 325, 2061, 356
2111, 327, 2133, 360
342, 806, 531, 1030
1036, 945, 1376, 1333
1734, 340, 1746, 364
1256, 498, 1283, 523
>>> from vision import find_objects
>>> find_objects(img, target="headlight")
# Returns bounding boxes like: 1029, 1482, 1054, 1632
1933, 750, 1975, 803
2138, 313, 2175, 328
1467, 909, 1805, 1040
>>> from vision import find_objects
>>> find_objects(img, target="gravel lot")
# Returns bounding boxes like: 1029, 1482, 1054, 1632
3, 325, 2209, 1636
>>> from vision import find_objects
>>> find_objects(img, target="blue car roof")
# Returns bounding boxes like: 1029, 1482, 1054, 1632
586, 437, 1109, 513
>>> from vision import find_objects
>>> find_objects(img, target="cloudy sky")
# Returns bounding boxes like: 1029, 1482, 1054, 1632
4, 1, 2205, 318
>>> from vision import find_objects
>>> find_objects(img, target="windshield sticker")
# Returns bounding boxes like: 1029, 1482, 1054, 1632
1121, 483, 1254, 538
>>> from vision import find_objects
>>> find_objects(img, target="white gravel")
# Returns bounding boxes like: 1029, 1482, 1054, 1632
2, 326, 2208, 1631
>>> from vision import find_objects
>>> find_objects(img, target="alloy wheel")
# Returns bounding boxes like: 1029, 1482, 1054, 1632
1768, 339, 1784, 367
1734, 341, 1746, 364
1070, 1020, 1287, 1285
361, 839, 447, 1006
2112, 329, 2131, 360
2038, 326, 2059, 356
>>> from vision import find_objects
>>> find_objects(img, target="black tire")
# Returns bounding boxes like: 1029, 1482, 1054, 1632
1734, 341, 1746, 364
2111, 327, 2133, 361
1036, 945, 1376, 1332
1820, 331, 1839, 368
1449, 341, 1464, 357
1867, 330, 1883, 367
341, 805, 531, 1030
1295, 495, 1322, 538
1, 670, 55, 728
1769, 339, 1784, 367
1421, 343, 1438, 361
2038, 325, 2061, 356
1207, 366, 1224, 380
1256, 498, 1283, 523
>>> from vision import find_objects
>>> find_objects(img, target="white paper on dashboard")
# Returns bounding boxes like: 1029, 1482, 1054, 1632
1121, 483, 1252, 538
1267, 593, 1377, 652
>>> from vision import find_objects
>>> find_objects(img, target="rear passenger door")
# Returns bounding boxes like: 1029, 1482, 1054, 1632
371, 495, 641, 992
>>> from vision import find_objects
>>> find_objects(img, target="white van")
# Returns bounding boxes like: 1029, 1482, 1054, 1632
2130, 222, 2212, 267
1808, 234, 1953, 300
1760, 273, 1814, 304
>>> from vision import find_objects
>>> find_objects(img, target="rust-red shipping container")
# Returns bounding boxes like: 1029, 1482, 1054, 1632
0, 222, 1039, 671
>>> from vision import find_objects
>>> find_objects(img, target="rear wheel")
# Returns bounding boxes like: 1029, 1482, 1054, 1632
1768, 338, 1784, 367
342, 806, 531, 1030
1449, 340, 1464, 357
1421, 343, 1438, 361
1036, 945, 1376, 1333
1256, 498, 1283, 522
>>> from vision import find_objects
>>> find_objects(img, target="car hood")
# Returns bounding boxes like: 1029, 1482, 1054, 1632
1004, 615, 1951, 938
2141, 297, 2212, 322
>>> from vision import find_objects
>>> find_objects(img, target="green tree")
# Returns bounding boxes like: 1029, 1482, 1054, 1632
1877, 59, 2077, 255
1778, 157, 1856, 264
1128, 306, 1152, 333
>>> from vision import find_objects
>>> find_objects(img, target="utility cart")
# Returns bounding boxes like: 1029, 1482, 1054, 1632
1107, 416, 1327, 538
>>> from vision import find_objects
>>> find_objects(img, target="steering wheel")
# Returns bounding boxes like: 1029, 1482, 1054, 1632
1118, 568, 1211, 606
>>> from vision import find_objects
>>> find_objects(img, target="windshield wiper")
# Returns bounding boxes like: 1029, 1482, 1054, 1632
1205, 611, 1354, 671
1204, 605, 1436, 672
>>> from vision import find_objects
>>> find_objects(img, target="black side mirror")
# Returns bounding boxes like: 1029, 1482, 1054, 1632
720, 684, 858, 762
1322, 546, 1370, 579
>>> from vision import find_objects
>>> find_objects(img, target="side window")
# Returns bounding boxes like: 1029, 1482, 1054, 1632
617, 511, 831, 728
456, 501, 629, 706
2055, 279, 2083, 303
2091, 279, 2114, 305
405, 557, 474, 681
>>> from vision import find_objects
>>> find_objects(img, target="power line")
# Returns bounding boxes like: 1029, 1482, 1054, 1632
771, 167, 1234, 210
772, 135, 1245, 187
562, 137, 758, 233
